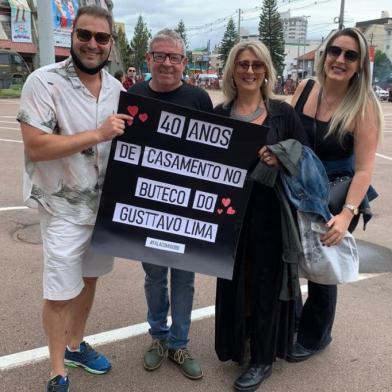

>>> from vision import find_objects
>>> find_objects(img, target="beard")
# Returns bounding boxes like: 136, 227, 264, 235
70, 45, 111, 75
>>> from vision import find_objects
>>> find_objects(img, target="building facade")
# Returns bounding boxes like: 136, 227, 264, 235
0, 0, 123, 72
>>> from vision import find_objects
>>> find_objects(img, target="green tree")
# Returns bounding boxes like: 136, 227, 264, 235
117, 27, 131, 70
218, 18, 237, 67
175, 19, 188, 49
374, 50, 392, 85
258, 0, 285, 76
175, 19, 192, 72
130, 15, 151, 74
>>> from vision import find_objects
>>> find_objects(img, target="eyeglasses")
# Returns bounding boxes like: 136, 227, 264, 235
326, 45, 360, 63
150, 52, 184, 64
75, 28, 111, 45
235, 60, 265, 73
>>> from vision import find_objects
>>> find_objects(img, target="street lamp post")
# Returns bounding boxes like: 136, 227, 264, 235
36, 0, 55, 66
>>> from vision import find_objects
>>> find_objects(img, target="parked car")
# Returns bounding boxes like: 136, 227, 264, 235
196, 73, 220, 89
373, 85, 389, 101
389, 89, 392, 102
0, 49, 30, 89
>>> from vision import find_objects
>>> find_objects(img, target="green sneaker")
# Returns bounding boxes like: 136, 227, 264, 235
168, 347, 203, 380
143, 339, 168, 371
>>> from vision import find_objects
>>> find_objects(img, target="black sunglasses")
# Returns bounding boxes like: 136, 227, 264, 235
326, 45, 359, 63
75, 28, 111, 45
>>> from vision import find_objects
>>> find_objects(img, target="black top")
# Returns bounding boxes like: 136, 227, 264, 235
294, 79, 354, 161
128, 81, 213, 112
214, 98, 307, 366
215, 99, 310, 147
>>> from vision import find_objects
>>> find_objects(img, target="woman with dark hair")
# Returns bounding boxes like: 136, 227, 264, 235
288, 27, 382, 362
214, 40, 309, 392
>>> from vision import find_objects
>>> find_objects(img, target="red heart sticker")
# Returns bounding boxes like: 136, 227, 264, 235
217, 209, 223, 215
222, 198, 231, 207
127, 119, 134, 126
227, 207, 236, 215
127, 105, 139, 117
139, 113, 148, 122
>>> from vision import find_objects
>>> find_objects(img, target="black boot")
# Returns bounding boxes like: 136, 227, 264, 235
234, 363, 272, 391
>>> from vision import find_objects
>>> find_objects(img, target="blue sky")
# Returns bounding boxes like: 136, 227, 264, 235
113, 0, 392, 50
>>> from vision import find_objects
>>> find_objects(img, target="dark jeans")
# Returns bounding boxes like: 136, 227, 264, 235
296, 281, 337, 351
142, 263, 195, 350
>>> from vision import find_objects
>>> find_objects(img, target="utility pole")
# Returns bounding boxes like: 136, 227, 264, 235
338, 0, 345, 30
36, 0, 55, 66
237, 8, 241, 42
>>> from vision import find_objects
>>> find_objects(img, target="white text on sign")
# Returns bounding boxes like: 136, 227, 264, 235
114, 141, 141, 165
186, 119, 233, 149
113, 203, 218, 243
157, 111, 186, 138
192, 190, 218, 213
142, 147, 247, 188
135, 177, 191, 207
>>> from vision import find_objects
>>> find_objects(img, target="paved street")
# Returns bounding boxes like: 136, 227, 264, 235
0, 95, 391, 392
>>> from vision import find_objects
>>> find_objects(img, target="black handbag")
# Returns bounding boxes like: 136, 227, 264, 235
328, 176, 352, 215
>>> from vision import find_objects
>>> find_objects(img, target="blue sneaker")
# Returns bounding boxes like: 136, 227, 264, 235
64, 341, 111, 374
47, 375, 69, 392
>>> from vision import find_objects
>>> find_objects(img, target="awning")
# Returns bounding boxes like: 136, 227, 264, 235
0, 40, 36, 53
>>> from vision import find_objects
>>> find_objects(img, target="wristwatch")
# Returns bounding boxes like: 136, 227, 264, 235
343, 204, 359, 216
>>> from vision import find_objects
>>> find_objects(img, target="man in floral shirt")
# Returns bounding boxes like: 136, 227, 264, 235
17, 6, 131, 392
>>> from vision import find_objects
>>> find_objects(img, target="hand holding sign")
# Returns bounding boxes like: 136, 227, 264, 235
96, 113, 133, 142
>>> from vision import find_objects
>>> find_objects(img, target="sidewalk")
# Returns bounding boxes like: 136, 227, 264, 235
1, 272, 392, 392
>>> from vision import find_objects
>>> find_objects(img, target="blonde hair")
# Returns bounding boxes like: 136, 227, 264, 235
222, 40, 276, 108
316, 28, 383, 141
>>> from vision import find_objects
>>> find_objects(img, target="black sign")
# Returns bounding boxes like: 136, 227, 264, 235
91, 92, 268, 279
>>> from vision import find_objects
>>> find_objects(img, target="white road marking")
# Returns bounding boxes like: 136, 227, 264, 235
0, 126, 19, 130
0, 121, 17, 124
376, 153, 392, 161
0, 138, 22, 143
0, 116, 16, 118
0, 273, 384, 371
0, 206, 28, 212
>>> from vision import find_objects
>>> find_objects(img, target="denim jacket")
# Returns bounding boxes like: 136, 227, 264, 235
268, 139, 332, 223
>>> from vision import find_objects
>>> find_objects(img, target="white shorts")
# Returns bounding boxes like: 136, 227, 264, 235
39, 206, 114, 301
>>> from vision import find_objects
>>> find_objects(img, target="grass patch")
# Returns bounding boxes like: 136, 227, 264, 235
0, 86, 21, 97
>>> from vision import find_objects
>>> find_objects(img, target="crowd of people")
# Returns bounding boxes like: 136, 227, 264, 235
17, 5, 382, 392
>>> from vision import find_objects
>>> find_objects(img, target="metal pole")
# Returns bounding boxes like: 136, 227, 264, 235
338, 0, 345, 30
36, 0, 55, 66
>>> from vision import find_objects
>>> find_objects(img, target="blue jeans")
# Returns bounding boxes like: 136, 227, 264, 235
142, 262, 195, 350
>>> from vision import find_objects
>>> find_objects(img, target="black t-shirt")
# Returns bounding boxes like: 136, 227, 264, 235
128, 81, 213, 113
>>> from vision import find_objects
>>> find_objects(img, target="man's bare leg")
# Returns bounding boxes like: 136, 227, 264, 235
67, 277, 98, 349
43, 299, 71, 377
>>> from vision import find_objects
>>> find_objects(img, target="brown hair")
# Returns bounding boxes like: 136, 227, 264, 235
72, 6, 113, 33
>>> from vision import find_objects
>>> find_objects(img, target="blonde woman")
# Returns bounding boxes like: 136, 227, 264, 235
214, 40, 309, 391
288, 27, 382, 362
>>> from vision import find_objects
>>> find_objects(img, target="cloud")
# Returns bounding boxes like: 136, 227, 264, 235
112, 0, 392, 50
